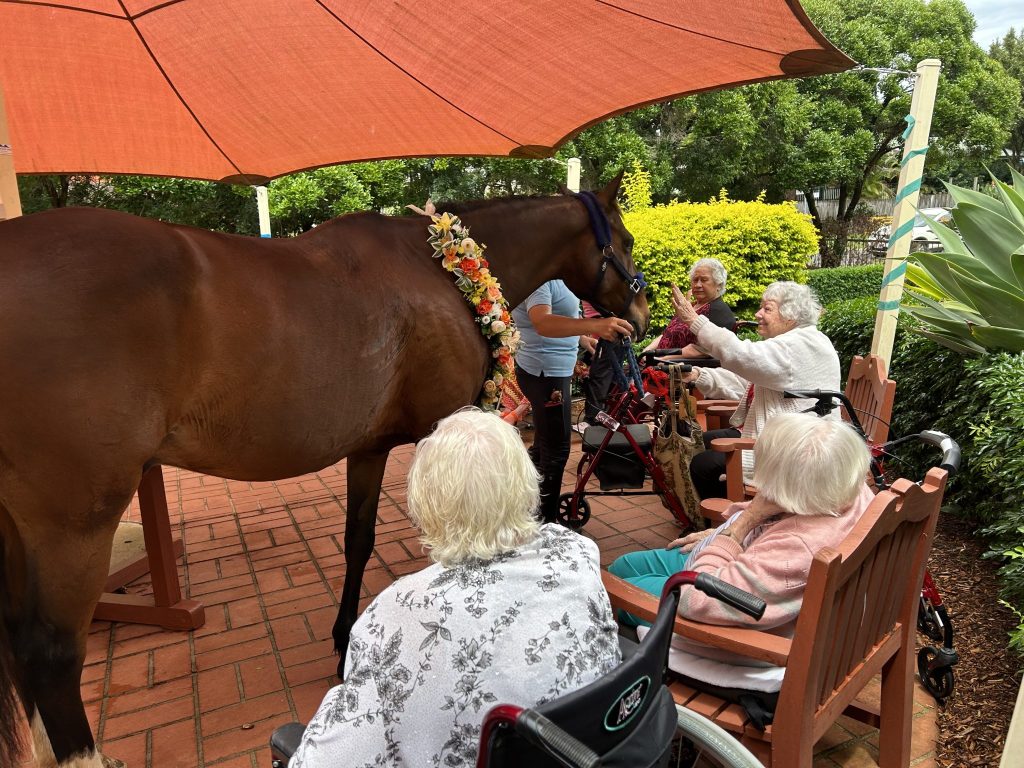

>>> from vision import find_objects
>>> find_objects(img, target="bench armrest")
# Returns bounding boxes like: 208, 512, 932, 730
708, 437, 756, 453
601, 572, 792, 668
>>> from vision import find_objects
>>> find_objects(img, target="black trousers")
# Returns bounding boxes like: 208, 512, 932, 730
689, 427, 742, 500
516, 365, 572, 523
582, 339, 621, 423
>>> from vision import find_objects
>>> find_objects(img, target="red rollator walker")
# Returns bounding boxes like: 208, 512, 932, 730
556, 347, 714, 532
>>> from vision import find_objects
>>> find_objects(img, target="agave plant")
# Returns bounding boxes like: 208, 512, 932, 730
901, 166, 1024, 355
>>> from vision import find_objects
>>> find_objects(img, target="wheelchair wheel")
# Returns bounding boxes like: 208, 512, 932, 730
918, 647, 955, 702
556, 493, 591, 530
671, 704, 763, 767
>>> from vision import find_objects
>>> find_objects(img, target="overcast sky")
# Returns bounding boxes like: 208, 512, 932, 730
963, 1, 1021, 48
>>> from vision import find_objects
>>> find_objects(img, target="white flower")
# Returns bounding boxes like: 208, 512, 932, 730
491, 320, 506, 334
459, 237, 476, 254
480, 315, 491, 325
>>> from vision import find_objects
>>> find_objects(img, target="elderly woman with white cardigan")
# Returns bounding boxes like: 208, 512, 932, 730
672, 280, 840, 500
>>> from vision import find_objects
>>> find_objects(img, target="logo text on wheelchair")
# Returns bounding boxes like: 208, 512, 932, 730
604, 675, 650, 731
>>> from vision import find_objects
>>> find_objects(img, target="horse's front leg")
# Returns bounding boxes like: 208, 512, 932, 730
331, 449, 389, 678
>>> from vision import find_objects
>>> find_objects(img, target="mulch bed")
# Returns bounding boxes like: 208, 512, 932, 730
929, 513, 1021, 767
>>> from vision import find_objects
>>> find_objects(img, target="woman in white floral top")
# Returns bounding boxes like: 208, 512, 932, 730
291, 408, 622, 768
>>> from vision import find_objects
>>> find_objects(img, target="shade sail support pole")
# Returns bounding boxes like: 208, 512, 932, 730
256, 185, 271, 237
869, 58, 941, 373
0, 79, 23, 221
567, 157, 581, 193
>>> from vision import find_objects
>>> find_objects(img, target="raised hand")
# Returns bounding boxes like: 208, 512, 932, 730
670, 282, 699, 325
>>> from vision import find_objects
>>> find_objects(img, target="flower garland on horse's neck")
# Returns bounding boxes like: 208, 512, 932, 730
427, 212, 520, 410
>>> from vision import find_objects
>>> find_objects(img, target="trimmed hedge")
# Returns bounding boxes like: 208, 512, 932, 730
806, 264, 884, 307
624, 194, 817, 329
820, 297, 1024, 652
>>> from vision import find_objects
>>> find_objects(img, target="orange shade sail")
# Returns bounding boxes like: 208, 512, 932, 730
0, 0, 853, 183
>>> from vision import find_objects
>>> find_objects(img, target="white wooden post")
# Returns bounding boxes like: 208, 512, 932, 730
0, 80, 23, 221
1002, 676, 1024, 767
566, 157, 581, 194
255, 185, 271, 237
869, 58, 941, 372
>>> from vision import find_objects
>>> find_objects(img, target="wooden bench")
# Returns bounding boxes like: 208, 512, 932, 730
700, 354, 896, 516
603, 467, 947, 767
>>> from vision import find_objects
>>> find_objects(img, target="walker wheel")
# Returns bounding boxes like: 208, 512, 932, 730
917, 646, 954, 702
556, 493, 591, 530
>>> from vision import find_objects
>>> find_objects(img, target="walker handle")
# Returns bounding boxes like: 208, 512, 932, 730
695, 574, 766, 619
918, 430, 961, 476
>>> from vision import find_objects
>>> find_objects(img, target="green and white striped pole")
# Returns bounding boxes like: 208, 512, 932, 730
870, 58, 941, 372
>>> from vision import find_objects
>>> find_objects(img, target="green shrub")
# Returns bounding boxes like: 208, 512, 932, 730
970, 354, 1024, 643
807, 264, 884, 307
624, 192, 817, 329
820, 297, 1024, 656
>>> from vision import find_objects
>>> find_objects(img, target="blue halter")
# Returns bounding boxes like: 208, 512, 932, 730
574, 191, 646, 318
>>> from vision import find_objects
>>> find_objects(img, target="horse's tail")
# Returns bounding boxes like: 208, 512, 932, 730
0, 525, 25, 767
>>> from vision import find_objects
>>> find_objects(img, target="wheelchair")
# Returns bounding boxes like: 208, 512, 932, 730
270, 571, 766, 768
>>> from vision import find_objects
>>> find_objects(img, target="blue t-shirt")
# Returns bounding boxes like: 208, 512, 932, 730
512, 280, 581, 377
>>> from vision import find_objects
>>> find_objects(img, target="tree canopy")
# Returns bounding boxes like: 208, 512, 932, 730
989, 28, 1024, 175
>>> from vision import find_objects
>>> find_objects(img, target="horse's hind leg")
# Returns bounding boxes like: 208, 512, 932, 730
331, 449, 389, 677
4, 495, 130, 768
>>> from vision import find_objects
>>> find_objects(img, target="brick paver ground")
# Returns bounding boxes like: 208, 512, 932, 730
15, 432, 939, 767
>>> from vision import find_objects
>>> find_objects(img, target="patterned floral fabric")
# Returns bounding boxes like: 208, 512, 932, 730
291, 524, 621, 768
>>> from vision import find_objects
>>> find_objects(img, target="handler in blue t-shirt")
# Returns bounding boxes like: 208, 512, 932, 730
512, 280, 632, 522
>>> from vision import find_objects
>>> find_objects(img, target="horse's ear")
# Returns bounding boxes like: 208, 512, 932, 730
596, 171, 624, 205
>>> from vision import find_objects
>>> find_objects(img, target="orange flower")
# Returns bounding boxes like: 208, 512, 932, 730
459, 257, 477, 273
477, 299, 494, 316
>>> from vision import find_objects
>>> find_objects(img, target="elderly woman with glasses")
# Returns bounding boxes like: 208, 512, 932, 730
645, 258, 736, 358
672, 280, 840, 500
290, 408, 622, 768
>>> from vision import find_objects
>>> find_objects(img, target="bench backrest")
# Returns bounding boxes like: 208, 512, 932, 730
776, 468, 947, 754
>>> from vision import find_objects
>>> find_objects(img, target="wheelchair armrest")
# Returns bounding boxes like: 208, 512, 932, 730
602, 572, 792, 668
708, 437, 756, 453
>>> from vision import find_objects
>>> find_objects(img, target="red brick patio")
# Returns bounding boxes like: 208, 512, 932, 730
16, 433, 939, 767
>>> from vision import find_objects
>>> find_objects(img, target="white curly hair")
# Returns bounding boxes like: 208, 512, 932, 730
761, 281, 823, 327
406, 407, 541, 566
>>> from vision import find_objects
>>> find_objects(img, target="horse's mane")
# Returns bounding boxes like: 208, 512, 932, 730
430, 193, 565, 215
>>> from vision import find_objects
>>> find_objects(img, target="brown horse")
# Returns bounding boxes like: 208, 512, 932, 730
0, 176, 648, 767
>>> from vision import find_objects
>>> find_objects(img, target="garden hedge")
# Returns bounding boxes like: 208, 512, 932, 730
806, 264, 884, 307
819, 296, 1024, 652
624, 193, 817, 329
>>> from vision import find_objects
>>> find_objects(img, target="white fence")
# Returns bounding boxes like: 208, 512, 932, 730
798, 191, 955, 220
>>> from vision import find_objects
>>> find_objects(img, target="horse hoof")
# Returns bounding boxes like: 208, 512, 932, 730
101, 755, 127, 768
